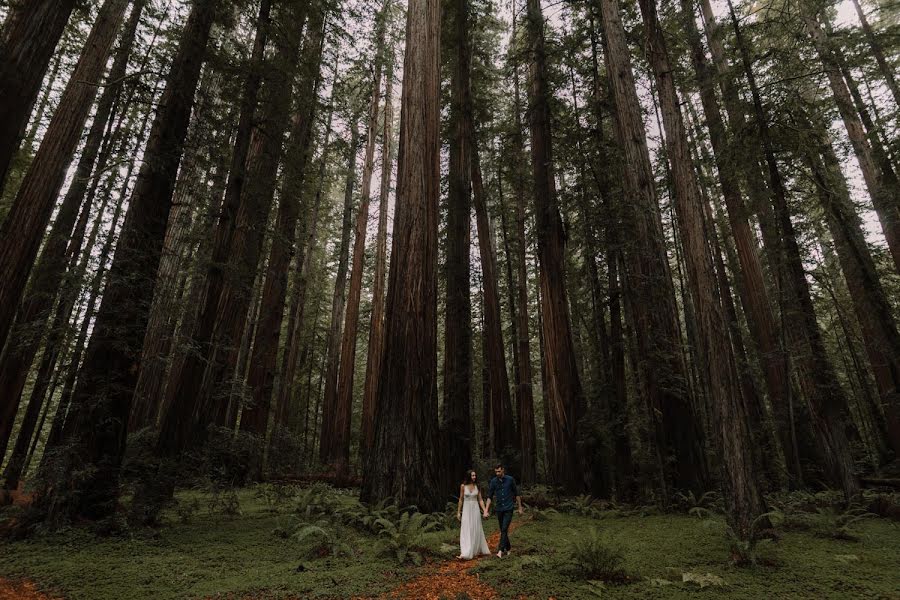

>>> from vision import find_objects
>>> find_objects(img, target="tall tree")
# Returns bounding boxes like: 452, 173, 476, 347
38, 0, 221, 521
525, 0, 584, 492
508, 1, 537, 484
0, 0, 130, 363
0, 0, 143, 463
360, 0, 443, 511
802, 6, 900, 276
240, 7, 327, 440
637, 0, 767, 535
443, 0, 474, 483
361, 52, 395, 461
597, 0, 707, 496
159, 0, 310, 456
795, 106, 900, 457
679, 0, 795, 484
0, 0, 78, 190
131, 0, 273, 430
327, 2, 391, 478
318, 118, 358, 464
725, 0, 859, 498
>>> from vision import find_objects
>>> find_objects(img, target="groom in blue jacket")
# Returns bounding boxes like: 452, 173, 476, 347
483, 463, 524, 557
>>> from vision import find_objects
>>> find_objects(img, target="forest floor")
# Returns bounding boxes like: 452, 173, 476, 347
1, 484, 899, 599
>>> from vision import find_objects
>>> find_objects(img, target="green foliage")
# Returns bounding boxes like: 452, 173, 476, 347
292, 483, 338, 518
567, 529, 630, 583
293, 520, 354, 559
559, 494, 606, 518
173, 497, 201, 524
206, 482, 242, 517
375, 510, 441, 565
725, 511, 780, 567
674, 490, 722, 518
253, 482, 297, 513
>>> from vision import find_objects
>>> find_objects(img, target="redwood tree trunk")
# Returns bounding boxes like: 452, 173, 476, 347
0, 0, 143, 460
599, 0, 706, 497
798, 108, 900, 458
680, 0, 795, 485
360, 0, 443, 511
0, 0, 129, 362
317, 119, 358, 465
472, 144, 516, 458
525, 0, 584, 493
159, 1, 309, 457
442, 0, 473, 483
0, 0, 77, 189
38, 0, 220, 521
327, 7, 390, 478
638, 0, 767, 535
361, 54, 395, 462
508, 2, 537, 485
241, 8, 326, 440
726, 0, 859, 499
803, 8, 900, 277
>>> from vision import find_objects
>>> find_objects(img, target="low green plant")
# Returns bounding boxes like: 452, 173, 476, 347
173, 497, 201, 524
292, 483, 337, 518
293, 520, 353, 558
675, 490, 722, 517
560, 494, 605, 518
568, 529, 629, 583
206, 484, 241, 517
375, 510, 441, 565
725, 511, 779, 567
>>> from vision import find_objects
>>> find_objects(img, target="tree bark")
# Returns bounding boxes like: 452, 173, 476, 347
797, 107, 900, 458
0, 0, 77, 189
327, 5, 390, 478
39, 0, 220, 521
638, 0, 766, 534
524, 0, 585, 493
442, 0, 473, 483
361, 53, 395, 462
598, 0, 706, 497
360, 0, 443, 511
508, 1, 537, 486
318, 119, 358, 465
726, 0, 859, 499
241, 8, 326, 440
159, 1, 309, 458
803, 9, 900, 277
0, 0, 144, 461
0, 0, 129, 363
680, 0, 794, 486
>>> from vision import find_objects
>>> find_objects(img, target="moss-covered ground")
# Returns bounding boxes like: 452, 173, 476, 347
0, 485, 898, 599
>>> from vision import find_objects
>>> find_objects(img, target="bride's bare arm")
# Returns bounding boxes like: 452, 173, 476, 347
478, 489, 487, 513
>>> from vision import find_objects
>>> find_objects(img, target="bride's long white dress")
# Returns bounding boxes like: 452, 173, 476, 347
459, 486, 490, 559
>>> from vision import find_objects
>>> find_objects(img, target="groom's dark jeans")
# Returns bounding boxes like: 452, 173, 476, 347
496, 510, 513, 552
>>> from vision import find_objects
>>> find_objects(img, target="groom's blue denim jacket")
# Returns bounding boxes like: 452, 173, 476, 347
488, 475, 518, 512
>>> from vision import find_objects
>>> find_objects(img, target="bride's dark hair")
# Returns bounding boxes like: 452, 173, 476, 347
462, 469, 478, 485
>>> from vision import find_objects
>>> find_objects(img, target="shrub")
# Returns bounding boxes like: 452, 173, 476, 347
568, 530, 629, 583
293, 521, 353, 558
376, 511, 441, 565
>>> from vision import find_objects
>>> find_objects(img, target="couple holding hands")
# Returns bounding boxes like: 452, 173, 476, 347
456, 463, 524, 560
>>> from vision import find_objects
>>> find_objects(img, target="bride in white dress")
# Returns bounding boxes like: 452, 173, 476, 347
456, 470, 490, 560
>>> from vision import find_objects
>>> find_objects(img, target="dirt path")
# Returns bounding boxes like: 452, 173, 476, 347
0, 578, 60, 600
381, 515, 533, 600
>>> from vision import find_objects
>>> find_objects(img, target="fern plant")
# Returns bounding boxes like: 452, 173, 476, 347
376, 511, 441, 565
568, 529, 629, 583
725, 511, 779, 566
293, 520, 353, 558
